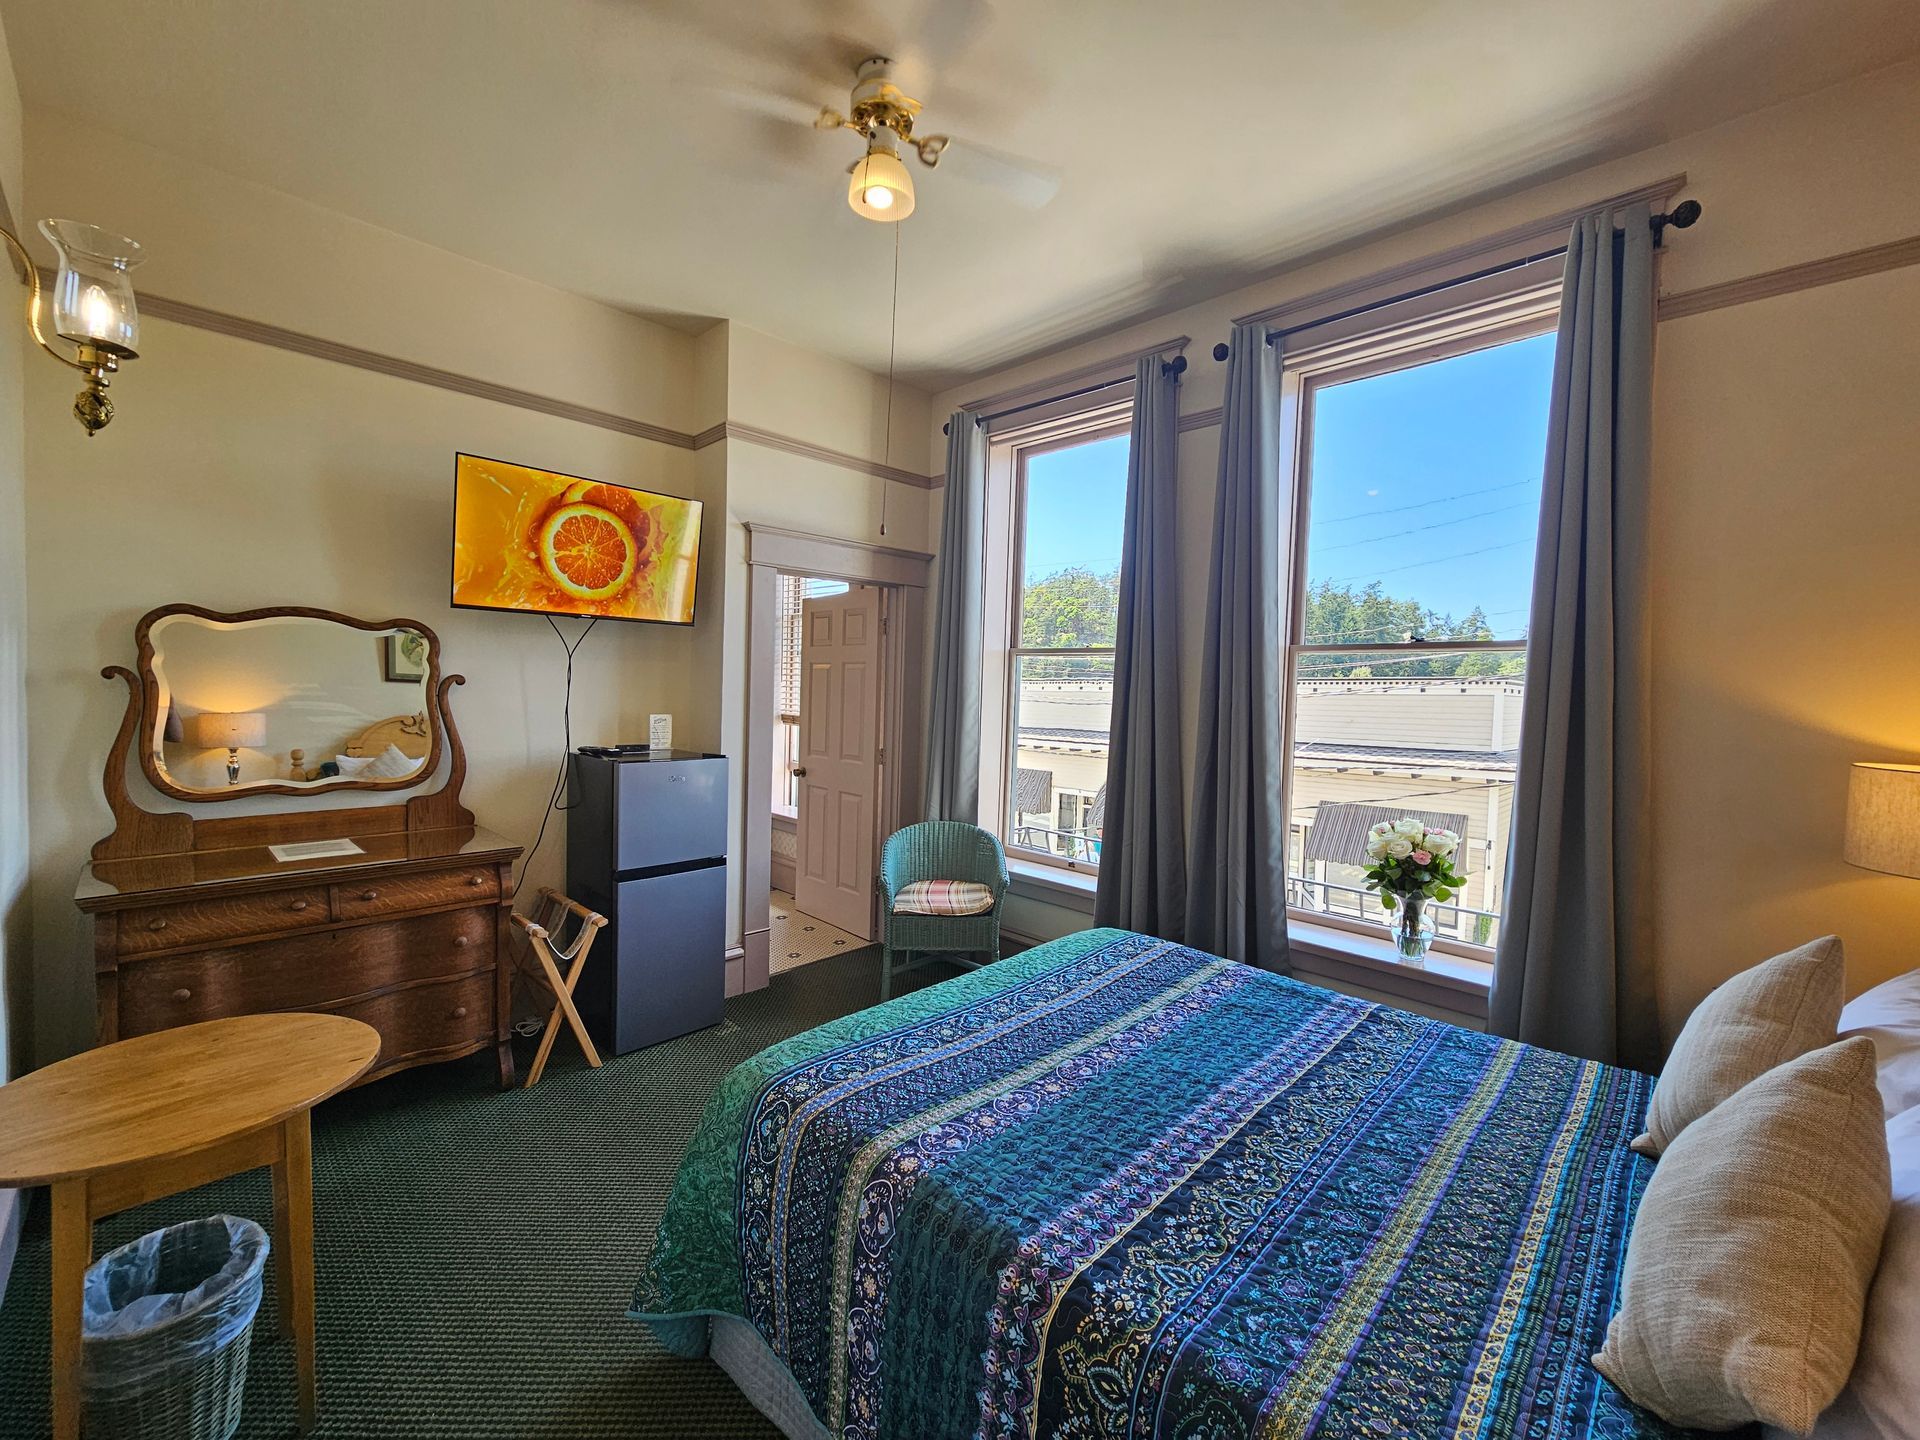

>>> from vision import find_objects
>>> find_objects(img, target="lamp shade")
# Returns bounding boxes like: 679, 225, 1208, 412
1843, 762, 1920, 879
188, 711, 266, 750
847, 145, 915, 222
38, 218, 143, 358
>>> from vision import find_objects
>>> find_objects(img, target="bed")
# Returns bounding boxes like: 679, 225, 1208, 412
634, 927, 1688, 1440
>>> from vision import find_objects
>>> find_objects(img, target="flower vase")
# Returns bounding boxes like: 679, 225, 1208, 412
1390, 893, 1434, 963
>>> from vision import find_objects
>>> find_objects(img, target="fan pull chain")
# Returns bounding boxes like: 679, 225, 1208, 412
880, 220, 901, 538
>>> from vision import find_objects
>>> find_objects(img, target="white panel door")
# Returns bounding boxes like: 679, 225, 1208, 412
794, 587, 882, 939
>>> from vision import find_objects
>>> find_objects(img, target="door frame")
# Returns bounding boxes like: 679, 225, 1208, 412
742, 524, 932, 991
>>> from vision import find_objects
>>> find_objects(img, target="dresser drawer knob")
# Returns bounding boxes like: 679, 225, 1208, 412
465, 875, 483, 887
452, 1005, 469, 1019
147, 918, 168, 932
289, 899, 311, 912
172, 987, 192, 1001
453, 935, 472, 948
359, 889, 379, 902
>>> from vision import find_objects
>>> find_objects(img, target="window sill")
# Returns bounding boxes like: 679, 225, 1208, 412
1005, 857, 1097, 915
1002, 867, 1490, 1017
1286, 919, 1492, 1016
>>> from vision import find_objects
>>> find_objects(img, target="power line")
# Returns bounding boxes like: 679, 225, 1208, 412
1310, 477, 1536, 526
1299, 606, 1531, 645
1311, 502, 1534, 555
1328, 538, 1529, 586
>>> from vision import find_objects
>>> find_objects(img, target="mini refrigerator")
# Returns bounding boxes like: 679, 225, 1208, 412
566, 749, 728, 1055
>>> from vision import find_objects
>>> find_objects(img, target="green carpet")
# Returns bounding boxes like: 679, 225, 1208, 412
0, 944, 960, 1439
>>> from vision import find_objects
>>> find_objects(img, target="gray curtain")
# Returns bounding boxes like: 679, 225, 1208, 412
1094, 356, 1186, 937
1489, 203, 1659, 1070
1186, 323, 1290, 970
923, 409, 988, 822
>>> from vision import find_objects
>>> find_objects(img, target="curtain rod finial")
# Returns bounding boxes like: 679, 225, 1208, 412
1212, 342, 1230, 362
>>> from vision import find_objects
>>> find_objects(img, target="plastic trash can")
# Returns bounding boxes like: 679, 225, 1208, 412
80, 1215, 270, 1440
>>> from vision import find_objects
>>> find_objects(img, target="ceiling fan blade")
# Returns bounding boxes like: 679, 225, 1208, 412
929, 134, 1060, 209
891, 0, 992, 100
697, 82, 840, 132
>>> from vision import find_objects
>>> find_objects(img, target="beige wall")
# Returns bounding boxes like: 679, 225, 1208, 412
18, 120, 930, 1064
0, 6, 26, 1295
931, 56, 1920, 1047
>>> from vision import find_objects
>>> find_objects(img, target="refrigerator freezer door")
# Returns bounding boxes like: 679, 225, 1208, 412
615, 756, 728, 873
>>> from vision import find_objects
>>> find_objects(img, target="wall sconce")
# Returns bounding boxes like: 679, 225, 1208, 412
0, 217, 144, 436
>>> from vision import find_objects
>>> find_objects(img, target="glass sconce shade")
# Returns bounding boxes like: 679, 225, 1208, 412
39, 219, 144, 357
848, 146, 915, 222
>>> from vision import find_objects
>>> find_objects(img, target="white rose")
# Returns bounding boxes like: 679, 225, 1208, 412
1394, 818, 1424, 838
1386, 838, 1414, 858
1430, 834, 1457, 856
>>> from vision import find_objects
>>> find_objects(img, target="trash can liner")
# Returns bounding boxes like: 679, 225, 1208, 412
82, 1215, 269, 1390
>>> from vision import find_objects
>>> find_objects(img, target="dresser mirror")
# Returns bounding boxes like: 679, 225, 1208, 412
137, 605, 443, 801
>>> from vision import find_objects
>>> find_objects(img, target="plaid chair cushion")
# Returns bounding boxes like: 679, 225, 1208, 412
892, 879, 996, 917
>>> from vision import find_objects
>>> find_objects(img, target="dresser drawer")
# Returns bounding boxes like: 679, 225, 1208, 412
331, 864, 498, 920
118, 907, 495, 1032
117, 886, 331, 957
339, 970, 494, 1070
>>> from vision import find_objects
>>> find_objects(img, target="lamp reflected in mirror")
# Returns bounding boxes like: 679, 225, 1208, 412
188, 711, 266, 786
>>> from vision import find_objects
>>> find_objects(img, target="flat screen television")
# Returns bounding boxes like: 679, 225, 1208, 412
450, 453, 703, 625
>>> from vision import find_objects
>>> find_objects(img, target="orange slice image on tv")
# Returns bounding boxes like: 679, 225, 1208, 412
537, 502, 637, 601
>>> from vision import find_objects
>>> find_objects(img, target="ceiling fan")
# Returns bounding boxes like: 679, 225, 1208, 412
716, 52, 1060, 222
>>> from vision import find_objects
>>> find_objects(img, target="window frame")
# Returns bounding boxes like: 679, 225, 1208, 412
982, 404, 1132, 876
1277, 279, 1561, 959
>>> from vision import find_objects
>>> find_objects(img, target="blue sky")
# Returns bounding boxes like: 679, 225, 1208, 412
1306, 333, 1554, 640
1021, 333, 1555, 641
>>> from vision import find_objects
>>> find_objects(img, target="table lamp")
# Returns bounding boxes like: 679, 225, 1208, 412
188, 711, 267, 786
1843, 762, 1920, 879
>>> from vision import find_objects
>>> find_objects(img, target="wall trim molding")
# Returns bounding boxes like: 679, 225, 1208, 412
703, 419, 938, 488
1657, 233, 1920, 321
140, 289, 699, 447
132, 286, 946, 484
1177, 405, 1224, 433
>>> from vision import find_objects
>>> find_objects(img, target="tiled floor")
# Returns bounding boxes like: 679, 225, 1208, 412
769, 889, 867, 974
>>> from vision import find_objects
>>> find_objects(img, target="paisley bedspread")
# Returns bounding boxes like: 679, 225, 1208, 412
634, 928, 1685, 1440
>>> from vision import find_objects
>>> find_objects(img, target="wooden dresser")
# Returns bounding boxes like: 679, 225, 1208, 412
78, 827, 521, 1087
78, 603, 525, 1089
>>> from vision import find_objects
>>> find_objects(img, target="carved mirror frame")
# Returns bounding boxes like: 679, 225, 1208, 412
95, 603, 474, 862
134, 603, 447, 802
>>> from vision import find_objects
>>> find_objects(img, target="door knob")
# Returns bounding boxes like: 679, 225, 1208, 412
793, 767, 807, 778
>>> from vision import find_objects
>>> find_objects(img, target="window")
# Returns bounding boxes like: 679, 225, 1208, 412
998, 427, 1130, 871
1283, 320, 1557, 953
772, 573, 848, 816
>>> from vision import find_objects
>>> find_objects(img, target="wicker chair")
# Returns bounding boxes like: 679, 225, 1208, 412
878, 821, 1010, 1000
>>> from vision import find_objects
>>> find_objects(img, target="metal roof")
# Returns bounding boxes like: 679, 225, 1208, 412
1301, 801, 1474, 868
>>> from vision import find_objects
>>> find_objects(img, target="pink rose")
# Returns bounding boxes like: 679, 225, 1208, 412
1411, 849, 1432, 865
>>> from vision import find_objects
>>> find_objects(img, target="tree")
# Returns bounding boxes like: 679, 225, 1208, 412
1020, 567, 1120, 677
1299, 581, 1524, 679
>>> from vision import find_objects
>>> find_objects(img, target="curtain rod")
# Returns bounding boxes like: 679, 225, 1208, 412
942, 354, 1186, 435
1208, 201, 1704, 360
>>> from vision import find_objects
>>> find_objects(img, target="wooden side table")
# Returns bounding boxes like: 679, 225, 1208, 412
0, 1014, 379, 1440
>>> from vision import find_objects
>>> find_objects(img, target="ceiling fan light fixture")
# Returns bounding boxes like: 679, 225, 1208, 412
848, 143, 914, 222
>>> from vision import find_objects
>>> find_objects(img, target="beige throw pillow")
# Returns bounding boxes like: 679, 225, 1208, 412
1634, 935, 1845, 1156
1593, 1037, 1892, 1433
